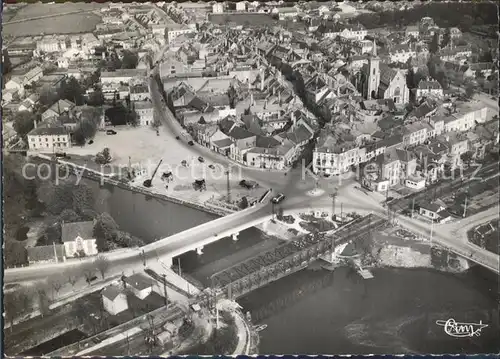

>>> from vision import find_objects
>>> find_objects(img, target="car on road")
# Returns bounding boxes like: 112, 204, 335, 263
176, 136, 180, 140
188, 141, 194, 146
272, 193, 286, 204
88, 140, 94, 145
106, 130, 117, 135
208, 164, 215, 169
240, 180, 259, 189
198, 156, 204, 162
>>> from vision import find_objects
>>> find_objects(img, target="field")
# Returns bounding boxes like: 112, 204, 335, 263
3, 3, 105, 36
3, 13, 102, 36
5, 2, 105, 21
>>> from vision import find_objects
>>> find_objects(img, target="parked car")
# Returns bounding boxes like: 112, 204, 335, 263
272, 193, 286, 204
176, 136, 180, 140
208, 164, 215, 169
198, 156, 204, 162
106, 130, 117, 135
88, 140, 94, 145
239, 180, 259, 189
55, 152, 67, 158
188, 141, 194, 146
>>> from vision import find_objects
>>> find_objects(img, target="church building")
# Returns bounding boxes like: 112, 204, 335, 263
361, 40, 410, 105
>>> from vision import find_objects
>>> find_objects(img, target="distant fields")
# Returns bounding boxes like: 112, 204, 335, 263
3, 3, 106, 36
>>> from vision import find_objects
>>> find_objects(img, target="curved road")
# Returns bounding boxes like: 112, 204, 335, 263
5, 64, 499, 283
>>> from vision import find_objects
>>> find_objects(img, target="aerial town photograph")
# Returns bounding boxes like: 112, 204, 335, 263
1, 0, 499, 356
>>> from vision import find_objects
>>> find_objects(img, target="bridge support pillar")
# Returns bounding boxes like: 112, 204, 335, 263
196, 246, 204, 255
232, 232, 239, 241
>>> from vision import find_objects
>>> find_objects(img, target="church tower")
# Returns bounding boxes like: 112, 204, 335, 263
366, 39, 380, 99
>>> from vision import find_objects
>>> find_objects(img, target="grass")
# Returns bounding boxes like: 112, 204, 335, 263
6, 2, 105, 21
4, 11, 102, 36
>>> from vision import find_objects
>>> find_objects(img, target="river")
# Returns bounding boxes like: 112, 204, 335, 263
85, 178, 499, 354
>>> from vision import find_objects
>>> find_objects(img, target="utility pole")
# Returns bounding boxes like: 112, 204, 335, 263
463, 194, 468, 218
141, 249, 146, 266
162, 274, 168, 307
226, 168, 231, 204
411, 198, 415, 218
429, 219, 434, 242
331, 191, 336, 220
340, 202, 343, 222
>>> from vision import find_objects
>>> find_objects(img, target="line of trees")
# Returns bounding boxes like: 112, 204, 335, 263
356, 2, 497, 30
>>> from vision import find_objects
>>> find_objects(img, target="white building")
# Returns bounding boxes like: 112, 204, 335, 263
273, 7, 298, 21
124, 273, 153, 300
27, 124, 71, 151
134, 101, 155, 126
61, 221, 98, 258
130, 84, 150, 101
212, 3, 224, 13
101, 69, 147, 85
167, 23, 196, 44
236, 1, 248, 11
415, 80, 443, 100
102, 286, 128, 315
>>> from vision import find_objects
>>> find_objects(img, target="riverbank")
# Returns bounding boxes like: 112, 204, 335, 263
260, 210, 470, 274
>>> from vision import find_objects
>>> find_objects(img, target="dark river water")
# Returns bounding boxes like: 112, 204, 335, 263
85, 178, 500, 354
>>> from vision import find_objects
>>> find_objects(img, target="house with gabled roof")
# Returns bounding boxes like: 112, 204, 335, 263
102, 285, 128, 315
61, 221, 98, 258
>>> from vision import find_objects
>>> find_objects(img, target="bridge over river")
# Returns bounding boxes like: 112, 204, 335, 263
194, 214, 388, 303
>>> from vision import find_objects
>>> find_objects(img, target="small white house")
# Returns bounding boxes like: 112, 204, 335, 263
102, 285, 129, 315
61, 221, 98, 258
124, 273, 153, 300
419, 202, 444, 220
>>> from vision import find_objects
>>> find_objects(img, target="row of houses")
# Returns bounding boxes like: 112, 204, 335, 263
313, 100, 496, 192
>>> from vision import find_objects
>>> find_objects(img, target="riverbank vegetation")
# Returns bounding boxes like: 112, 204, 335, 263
185, 311, 238, 355
3, 154, 144, 268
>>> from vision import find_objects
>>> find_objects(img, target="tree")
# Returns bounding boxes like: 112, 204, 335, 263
82, 263, 96, 285
465, 83, 475, 99
87, 89, 105, 106
4, 288, 32, 329
72, 183, 94, 214
126, 109, 139, 127
461, 152, 473, 167
58, 209, 81, 223
37, 181, 74, 215
198, 116, 206, 125
2, 49, 12, 75
121, 50, 139, 69
240, 196, 249, 209
64, 268, 79, 287
95, 148, 112, 165
441, 28, 451, 49
227, 85, 237, 109
406, 67, 416, 89
94, 255, 110, 279
93, 212, 119, 251
39, 89, 60, 107
4, 240, 28, 268
13, 111, 35, 138
58, 77, 85, 106
429, 33, 439, 54
73, 127, 86, 146
35, 283, 52, 316
48, 275, 64, 298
